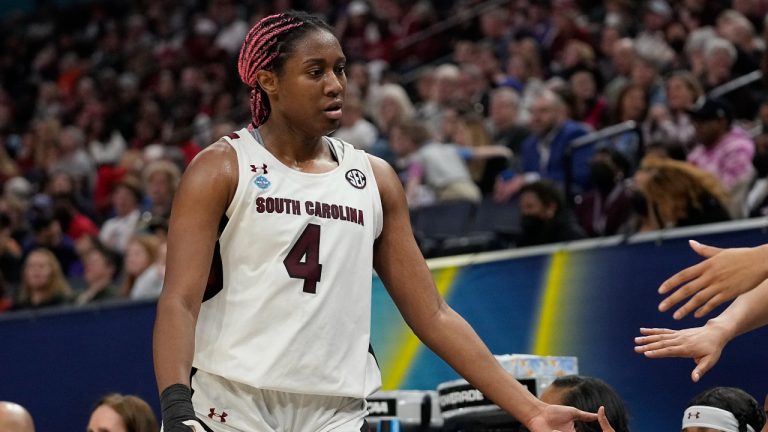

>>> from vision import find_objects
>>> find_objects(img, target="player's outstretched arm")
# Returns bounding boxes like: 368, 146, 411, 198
636, 278, 768, 382
153, 140, 237, 431
657, 240, 768, 319
368, 155, 597, 432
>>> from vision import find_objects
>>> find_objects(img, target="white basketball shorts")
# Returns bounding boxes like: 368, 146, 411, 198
190, 370, 370, 432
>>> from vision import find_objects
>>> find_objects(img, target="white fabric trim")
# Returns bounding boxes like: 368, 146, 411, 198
682, 405, 755, 432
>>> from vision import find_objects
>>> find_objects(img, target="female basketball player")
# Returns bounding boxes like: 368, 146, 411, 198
153, 11, 599, 432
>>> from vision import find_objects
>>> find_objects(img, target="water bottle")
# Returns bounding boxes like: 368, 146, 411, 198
377, 417, 401, 432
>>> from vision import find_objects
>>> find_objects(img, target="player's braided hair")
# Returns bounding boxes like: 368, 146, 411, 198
237, 11, 334, 128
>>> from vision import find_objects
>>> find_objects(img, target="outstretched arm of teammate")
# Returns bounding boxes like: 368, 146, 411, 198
657, 240, 768, 319
636, 278, 768, 382
153, 141, 237, 431
369, 156, 597, 432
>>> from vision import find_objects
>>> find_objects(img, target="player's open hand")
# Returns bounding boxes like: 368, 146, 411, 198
658, 241, 768, 319
527, 403, 598, 432
634, 323, 731, 382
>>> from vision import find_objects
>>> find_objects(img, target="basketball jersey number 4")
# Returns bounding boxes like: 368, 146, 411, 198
283, 223, 323, 293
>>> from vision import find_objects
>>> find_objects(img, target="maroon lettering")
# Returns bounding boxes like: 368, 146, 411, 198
331, 205, 340, 219
274, 198, 285, 214
255, 197, 265, 213
290, 199, 301, 215
321, 203, 331, 219
349, 208, 358, 224
265, 197, 275, 213
283, 223, 323, 293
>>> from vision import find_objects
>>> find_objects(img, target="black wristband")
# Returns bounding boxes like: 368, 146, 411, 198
160, 384, 196, 432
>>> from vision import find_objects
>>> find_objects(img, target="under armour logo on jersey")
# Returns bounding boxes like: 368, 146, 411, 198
209, 408, 228, 423
345, 169, 366, 189
250, 163, 268, 175
687, 412, 700, 419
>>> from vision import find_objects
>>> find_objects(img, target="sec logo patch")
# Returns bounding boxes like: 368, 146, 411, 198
345, 169, 366, 189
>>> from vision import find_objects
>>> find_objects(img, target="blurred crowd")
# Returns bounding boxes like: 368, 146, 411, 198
1, 0, 768, 311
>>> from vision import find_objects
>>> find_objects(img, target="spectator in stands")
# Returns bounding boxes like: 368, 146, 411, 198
651, 71, 703, 154
494, 90, 592, 202
500, 37, 546, 124
630, 156, 730, 233
130, 239, 166, 300
0, 401, 35, 432
87, 393, 158, 432
415, 63, 462, 136
0, 212, 22, 286
687, 98, 755, 218
50, 125, 95, 193
51, 193, 99, 243
0, 139, 20, 185
390, 120, 481, 208
603, 83, 649, 170
716, 10, 761, 76
345, 60, 377, 118
45, 170, 94, 221
603, 38, 635, 110
575, 148, 633, 237
12, 248, 73, 311
23, 210, 80, 279
517, 180, 586, 247
702, 37, 760, 120
370, 83, 414, 164
335, 0, 395, 63
453, 112, 512, 195
487, 87, 530, 157
141, 160, 181, 221
564, 65, 607, 130
539, 375, 630, 432
681, 387, 765, 432
639, 0, 673, 40
119, 234, 161, 298
457, 62, 491, 115
99, 177, 143, 253
331, 93, 378, 151
630, 36, 671, 109
685, 27, 719, 80
75, 243, 118, 306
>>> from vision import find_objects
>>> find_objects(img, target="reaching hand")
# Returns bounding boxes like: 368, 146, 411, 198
658, 241, 768, 319
634, 322, 731, 382
596, 406, 615, 432
527, 403, 598, 432
493, 175, 525, 203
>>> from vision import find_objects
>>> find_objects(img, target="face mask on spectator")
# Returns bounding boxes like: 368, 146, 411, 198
521, 214, 547, 234
590, 161, 617, 193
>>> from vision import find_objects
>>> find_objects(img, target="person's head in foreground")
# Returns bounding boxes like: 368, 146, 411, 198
87, 393, 158, 432
683, 387, 765, 432
0, 401, 35, 432
539, 375, 630, 432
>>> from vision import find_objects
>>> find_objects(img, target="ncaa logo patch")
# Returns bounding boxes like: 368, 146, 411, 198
254, 175, 271, 189
345, 169, 366, 189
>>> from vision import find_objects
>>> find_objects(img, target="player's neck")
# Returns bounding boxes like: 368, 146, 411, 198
256, 123, 337, 172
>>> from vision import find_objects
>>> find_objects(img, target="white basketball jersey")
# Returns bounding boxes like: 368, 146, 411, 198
192, 127, 383, 398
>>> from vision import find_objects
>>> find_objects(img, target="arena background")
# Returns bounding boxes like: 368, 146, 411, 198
2, 220, 767, 431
